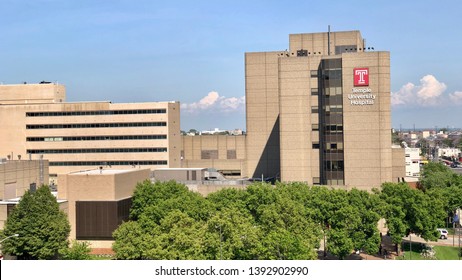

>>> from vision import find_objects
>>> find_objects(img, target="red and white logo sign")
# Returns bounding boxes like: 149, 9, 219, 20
354, 68, 369, 86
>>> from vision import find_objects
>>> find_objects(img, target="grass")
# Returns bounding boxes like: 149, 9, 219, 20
433, 246, 461, 260
397, 241, 461, 260
90, 255, 114, 260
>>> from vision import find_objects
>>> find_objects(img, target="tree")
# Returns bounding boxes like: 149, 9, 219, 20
112, 221, 151, 260
327, 229, 354, 259
419, 162, 462, 227
379, 182, 446, 247
144, 210, 207, 260
1, 186, 70, 259
203, 207, 262, 260
420, 162, 462, 191
60, 240, 92, 260
130, 180, 212, 222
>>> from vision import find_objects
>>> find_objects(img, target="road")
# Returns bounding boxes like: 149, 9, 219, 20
451, 167, 462, 175
403, 232, 462, 247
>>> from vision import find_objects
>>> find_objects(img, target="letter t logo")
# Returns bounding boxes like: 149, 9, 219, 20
354, 68, 369, 86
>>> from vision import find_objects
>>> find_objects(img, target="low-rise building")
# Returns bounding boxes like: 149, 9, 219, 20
405, 147, 420, 178
57, 168, 150, 248
0, 159, 54, 230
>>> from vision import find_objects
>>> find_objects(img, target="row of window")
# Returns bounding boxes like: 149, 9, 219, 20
200, 150, 237, 160
27, 148, 167, 154
311, 142, 343, 151
311, 124, 344, 132
26, 109, 166, 117
324, 160, 344, 171
312, 87, 343, 96
313, 106, 343, 114
50, 161, 167, 166
26, 135, 167, 142
26, 122, 167, 129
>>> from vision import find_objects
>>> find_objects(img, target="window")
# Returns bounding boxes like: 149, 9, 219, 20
27, 148, 167, 154
50, 161, 167, 166
312, 124, 319, 131
26, 122, 167, 129
227, 150, 237, 159
311, 106, 319, 114
296, 49, 308, 57
312, 142, 320, 149
324, 160, 344, 171
26, 109, 167, 117
313, 177, 320, 185
201, 150, 218, 159
310, 70, 318, 78
311, 88, 318, 95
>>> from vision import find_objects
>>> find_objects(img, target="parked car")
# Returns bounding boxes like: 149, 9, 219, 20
437, 228, 448, 239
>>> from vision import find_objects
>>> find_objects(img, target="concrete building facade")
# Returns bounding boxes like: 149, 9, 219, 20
0, 159, 50, 229
405, 147, 421, 178
58, 168, 150, 246
0, 83, 181, 179
181, 135, 246, 178
245, 30, 404, 190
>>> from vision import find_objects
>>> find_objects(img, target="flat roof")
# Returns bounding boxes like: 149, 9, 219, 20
155, 168, 206, 171
0, 197, 67, 205
68, 169, 138, 175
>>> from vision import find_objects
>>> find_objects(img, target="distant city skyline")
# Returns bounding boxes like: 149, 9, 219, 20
1, 1, 461, 130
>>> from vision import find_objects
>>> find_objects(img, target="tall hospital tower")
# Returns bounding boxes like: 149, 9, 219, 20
245, 30, 404, 190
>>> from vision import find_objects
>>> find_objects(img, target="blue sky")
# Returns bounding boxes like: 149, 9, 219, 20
1, 0, 461, 130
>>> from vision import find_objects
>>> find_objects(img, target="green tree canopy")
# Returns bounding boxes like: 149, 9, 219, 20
0, 185, 70, 259
420, 162, 462, 191
379, 182, 446, 244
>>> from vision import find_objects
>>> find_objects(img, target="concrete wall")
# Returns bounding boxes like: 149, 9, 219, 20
154, 168, 206, 182
0, 204, 7, 230
0, 83, 66, 104
289, 30, 363, 56
245, 51, 281, 179
58, 168, 150, 239
0, 160, 49, 200
0, 85, 180, 176
342, 51, 392, 190
392, 147, 406, 182
278, 56, 320, 184
181, 135, 246, 178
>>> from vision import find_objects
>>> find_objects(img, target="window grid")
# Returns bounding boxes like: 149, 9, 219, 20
26, 122, 167, 129
50, 161, 167, 166
26, 135, 167, 142
26, 109, 166, 117
27, 148, 167, 154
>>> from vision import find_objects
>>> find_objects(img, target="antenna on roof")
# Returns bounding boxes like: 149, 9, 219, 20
327, 25, 331, 56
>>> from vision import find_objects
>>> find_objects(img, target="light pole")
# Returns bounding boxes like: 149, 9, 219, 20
0, 234, 19, 244
409, 234, 412, 260
0, 234, 19, 259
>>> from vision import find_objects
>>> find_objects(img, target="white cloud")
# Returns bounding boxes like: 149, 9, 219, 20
181, 91, 245, 114
391, 75, 447, 107
449, 91, 462, 104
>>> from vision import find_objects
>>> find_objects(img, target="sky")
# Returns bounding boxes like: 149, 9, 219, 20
1, 0, 461, 131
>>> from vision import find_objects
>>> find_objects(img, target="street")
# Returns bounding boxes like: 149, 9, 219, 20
403, 232, 462, 247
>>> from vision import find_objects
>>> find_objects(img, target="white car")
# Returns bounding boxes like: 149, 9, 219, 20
437, 228, 448, 239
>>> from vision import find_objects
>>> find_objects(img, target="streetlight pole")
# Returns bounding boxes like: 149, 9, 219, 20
454, 223, 462, 260
0, 233, 19, 260
0, 234, 19, 244
409, 234, 412, 260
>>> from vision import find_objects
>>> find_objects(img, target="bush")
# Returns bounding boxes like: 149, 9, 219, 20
60, 240, 93, 260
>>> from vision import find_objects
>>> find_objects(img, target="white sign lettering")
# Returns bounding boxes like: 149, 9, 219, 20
348, 88, 376, 105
